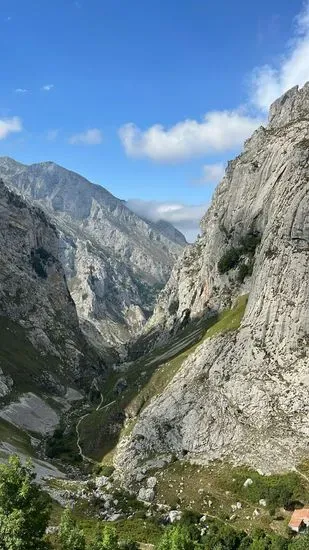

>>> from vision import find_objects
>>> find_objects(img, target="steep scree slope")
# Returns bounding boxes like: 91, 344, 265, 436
115, 83, 309, 480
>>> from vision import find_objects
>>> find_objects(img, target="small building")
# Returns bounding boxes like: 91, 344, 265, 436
289, 509, 309, 533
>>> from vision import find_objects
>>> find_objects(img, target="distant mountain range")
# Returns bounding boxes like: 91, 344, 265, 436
0, 157, 186, 353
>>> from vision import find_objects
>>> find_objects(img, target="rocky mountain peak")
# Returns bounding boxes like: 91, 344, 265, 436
114, 85, 309, 481
0, 158, 185, 352
268, 82, 309, 128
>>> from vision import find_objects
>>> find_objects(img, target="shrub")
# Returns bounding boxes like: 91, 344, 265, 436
218, 247, 242, 274
92, 464, 115, 477
59, 508, 86, 550
156, 525, 195, 550
218, 231, 261, 275
239, 232, 261, 256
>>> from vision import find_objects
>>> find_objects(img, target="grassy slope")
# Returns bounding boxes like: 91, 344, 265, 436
49, 497, 163, 547
78, 295, 248, 462
154, 461, 294, 535
0, 418, 34, 456
46, 457, 309, 544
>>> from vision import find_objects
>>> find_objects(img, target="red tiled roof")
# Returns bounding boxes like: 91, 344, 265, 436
289, 509, 309, 528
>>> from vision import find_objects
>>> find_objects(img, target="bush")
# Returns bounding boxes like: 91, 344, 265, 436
239, 232, 261, 256
230, 470, 305, 512
59, 508, 86, 550
218, 231, 261, 275
218, 247, 242, 274
156, 525, 195, 550
92, 464, 115, 477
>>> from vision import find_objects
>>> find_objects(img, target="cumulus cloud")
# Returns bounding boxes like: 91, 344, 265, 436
119, 111, 263, 163
15, 88, 28, 94
126, 199, 207, 242
69, 128, 103, 145
119, 3, 309, 165
0, 117, 22, 140
250, 1, 309, 111
198, 162, 226, 185
41, 84, 54, 92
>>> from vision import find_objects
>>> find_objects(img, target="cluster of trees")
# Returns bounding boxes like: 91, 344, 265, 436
59, 510, 138, 550
0, 456, 308, 550
157, 524, 309, 550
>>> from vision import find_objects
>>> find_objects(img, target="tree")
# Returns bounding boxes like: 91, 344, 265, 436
0, 454, 51, 550
59, 508, 86, 550
89, 525, 119, 550
156, 526, 194, 550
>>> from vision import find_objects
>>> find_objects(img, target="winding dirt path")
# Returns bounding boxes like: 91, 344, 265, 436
75, 396, 116, 462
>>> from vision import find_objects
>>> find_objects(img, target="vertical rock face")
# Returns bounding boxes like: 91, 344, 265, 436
0, 179, 102, 397
0, 159, 185, 352
115, 84, 309, 479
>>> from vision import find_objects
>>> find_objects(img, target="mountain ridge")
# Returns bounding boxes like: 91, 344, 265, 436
113, 83, 309, 483
0, 157, 186, 352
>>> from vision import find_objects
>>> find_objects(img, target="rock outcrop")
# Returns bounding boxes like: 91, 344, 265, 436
0, 159, 185, 352
0, 179, 102, 402
115, 83, 309, 480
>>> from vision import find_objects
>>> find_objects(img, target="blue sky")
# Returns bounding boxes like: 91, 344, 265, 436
0, 0, 308, 240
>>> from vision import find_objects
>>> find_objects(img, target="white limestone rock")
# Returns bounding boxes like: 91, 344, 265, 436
115, 83, 309, 481
147, 476, 157, 489
137, 487, 155, 503
0, 158, 185, 352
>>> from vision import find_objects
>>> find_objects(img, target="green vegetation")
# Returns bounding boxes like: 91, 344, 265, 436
59, 508, 86, 550
3, 453, 309, 550
153, 460, 309, 536
92, 463, 115, 477
77, 295, 248, 462
46, 425, 82, 464
0, 455, 51, 549
218, 247, 242, 274
225, 469, 306, 513
0, 418, 34, 456
218, 231, 261, 276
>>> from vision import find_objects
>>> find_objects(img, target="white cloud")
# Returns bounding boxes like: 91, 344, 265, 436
250, 1, 309, 111
126, 199, 207, 242
69, 128, 103, 145
15, 88, 28, 94
0, 117, 22, 140
41, 84, 54, 92
119, 3, 309, 165
119, 111, 263, 163
199, 162, 226, 185
46, 129, 60, 141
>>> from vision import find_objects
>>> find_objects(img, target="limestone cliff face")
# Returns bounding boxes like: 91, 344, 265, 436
0, 179, 102, 400
115, 84, 309, 479
0, 159, 185, 352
